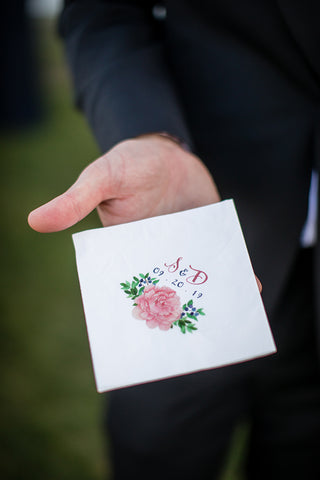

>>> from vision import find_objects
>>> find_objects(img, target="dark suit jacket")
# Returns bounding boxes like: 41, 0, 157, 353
59, 0, 320, 343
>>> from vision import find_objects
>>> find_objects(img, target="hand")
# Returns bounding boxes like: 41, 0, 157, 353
28, 134, 220, 232
28, 134, 262, 292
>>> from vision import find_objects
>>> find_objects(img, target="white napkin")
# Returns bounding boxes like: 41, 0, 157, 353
73, 199, 276, 392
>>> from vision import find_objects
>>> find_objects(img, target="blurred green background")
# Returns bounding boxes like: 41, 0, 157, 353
0, 9, 247, 480
1, 13, 108, 480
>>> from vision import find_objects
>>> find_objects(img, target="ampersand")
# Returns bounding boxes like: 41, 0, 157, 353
186, 265, 208, 285
164, 257, 183, 273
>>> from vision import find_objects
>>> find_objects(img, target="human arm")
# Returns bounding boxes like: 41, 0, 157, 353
29, 1, 219, 229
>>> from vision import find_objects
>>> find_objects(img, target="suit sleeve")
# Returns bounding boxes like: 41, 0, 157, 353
58, 0, 194, 152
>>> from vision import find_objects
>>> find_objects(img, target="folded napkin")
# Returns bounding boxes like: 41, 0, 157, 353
73, 199, 276, 392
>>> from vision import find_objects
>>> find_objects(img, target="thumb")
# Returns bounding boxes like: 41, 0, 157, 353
28, 160, 109, 232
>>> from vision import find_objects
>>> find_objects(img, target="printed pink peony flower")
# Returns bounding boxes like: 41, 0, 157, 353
132, 285, 182, 330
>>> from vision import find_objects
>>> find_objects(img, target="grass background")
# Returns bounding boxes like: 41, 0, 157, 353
0, 17, 246, 480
